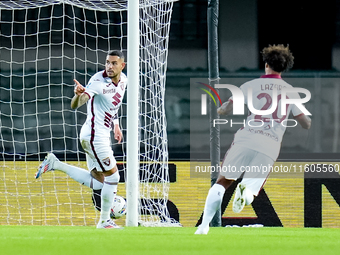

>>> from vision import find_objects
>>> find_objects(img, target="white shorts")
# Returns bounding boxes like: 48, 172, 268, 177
220, 144, 274, 196
80, 138, 117, 172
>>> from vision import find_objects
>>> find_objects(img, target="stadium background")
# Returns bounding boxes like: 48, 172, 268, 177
166, 0, 340, 227
2, 0, 340, 227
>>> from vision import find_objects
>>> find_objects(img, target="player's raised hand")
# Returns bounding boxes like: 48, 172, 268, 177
74, 79, 85, 96
71, 79, 89, 109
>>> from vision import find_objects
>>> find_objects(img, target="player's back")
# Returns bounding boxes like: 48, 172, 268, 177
233, 74, 301, 160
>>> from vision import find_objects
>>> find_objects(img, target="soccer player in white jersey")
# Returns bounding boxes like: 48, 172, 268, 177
35, 50, 127, 229
195, 45, 311, 234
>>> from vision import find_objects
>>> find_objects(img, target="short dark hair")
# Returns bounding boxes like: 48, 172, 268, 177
261, 45, 294, 73
107, 50, 124, 60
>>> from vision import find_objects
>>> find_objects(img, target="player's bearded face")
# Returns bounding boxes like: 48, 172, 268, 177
105, 55, 125, 79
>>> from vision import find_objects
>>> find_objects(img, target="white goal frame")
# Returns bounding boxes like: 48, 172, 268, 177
0, 0, 179, 227
126, 0, 139, 227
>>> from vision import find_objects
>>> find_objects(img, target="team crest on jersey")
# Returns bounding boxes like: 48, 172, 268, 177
120, 83, 125, 90
102, 157, 111, 166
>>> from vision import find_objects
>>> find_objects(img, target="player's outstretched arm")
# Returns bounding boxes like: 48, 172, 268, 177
71, 79, 89, 109
295, 114, 312, 129
217, 100, 233, 115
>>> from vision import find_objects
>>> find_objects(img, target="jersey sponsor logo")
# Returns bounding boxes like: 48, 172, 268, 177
103, 88, 116, 94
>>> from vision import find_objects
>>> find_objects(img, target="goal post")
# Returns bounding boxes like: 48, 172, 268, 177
0, 0, 179, 227
126, 0, 139, 227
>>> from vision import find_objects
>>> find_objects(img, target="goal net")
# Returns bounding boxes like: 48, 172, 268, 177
0, 0, 178, 226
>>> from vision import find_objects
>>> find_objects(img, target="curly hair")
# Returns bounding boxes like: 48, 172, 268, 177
261, 45, 294, 73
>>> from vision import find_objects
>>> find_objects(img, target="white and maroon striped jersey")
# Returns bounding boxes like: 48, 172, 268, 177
231, 74, 304, 160
80, 70, 127, 142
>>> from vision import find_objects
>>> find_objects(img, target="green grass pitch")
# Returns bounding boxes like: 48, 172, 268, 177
1, 226, 340, 255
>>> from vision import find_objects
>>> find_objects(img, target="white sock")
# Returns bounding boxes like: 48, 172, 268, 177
100, 171, 119, 222
201, 184, 226, 227
54, 161, 103, 190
